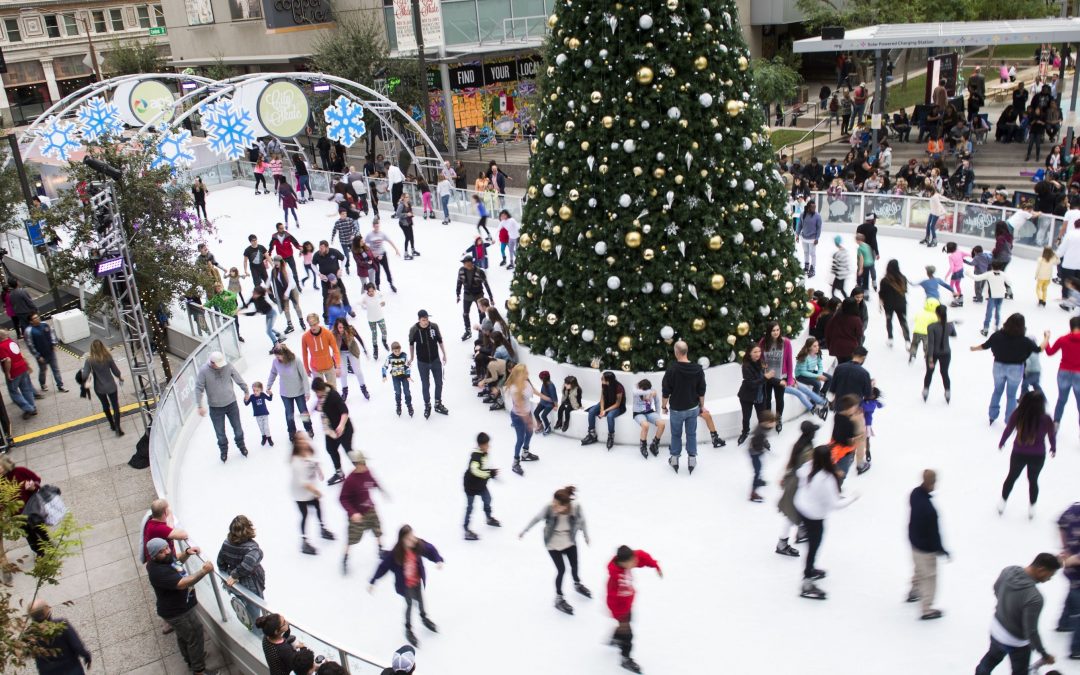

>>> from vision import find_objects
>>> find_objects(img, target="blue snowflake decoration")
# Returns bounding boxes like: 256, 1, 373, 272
323, 95, 367, 147
151, 128, 195, 173
76, 96, 125, 142
201, 98, 256, 160
35, 116, 82, 161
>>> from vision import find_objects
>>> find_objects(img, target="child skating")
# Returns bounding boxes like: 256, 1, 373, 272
606, 546, 662, 673
632, 379, 666, 458
462, 432, 500, 541
830, 235, 850, 298
244, 381, 274, 446
749, 410, 777, 502
361, 283, 390, 360
859, 387, 883, 472
943, 242, 966, 307
382, 341, 414, 417
1035, 247, 1059, 307
964, 245, 992, 302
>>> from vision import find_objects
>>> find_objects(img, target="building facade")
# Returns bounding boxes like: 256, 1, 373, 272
0, 1, 170, 126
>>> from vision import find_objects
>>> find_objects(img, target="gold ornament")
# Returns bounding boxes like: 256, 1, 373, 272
674, 174, 684, 185
549, 93, 558, 102
558, 205, 573, 221
606, 256, 615, 265
737, 55, 749, 71
601, 115, 614, 129
546, 206, 555, 216
649, 188, 658, 197
694, 56, 708, 71
519, 233, 533, 248
770, 269, 782, 280
564, 120, 575, 131
568, 37, 581, 50
547, 66, 555, 77
691, 141, 700, 150
527, 186, 538, 199
692, 318, 706, 332
633, 166, 643, 177
580, 141, 590, 151
635, 67, 654, 85
726, 334, 737, 345
726, 100, 744, 117
552, 225, 561, 235
700, 169, 709, 177
653, 167, 666, 178
621, 360, 632, 372
540, 238, 553, 252
546, 14, 558, 28
804, 302, 816, 317
679, 119, 688, 128
708, 235, 723, 250
507, 295, 521, 311
530, 138, 538, 153
599, 164, 609, 174
666, 0, 678, 9
585, 230, 593, 239
590, 90, 602, 103
625, 231, 642, 248
570, 324, 580, 334
618, 336, 633, 351
784, 281, 795, 293
736, 321, 750, 336
710, 274, 725, 290
606, 314, 619, 327
569, 189, 580, 201
643, 248, 655, 260
546, 313, 558, 325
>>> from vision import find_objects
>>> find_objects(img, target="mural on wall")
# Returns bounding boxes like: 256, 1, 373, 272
428, 66, 540, 148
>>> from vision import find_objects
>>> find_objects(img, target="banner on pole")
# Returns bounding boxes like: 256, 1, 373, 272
394, 0, 444, 52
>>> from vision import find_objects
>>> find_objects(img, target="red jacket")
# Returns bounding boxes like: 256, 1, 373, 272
1046, 332, 1080, 372
339, 468, 379, 517
4, 466, 40, 513
606, 550, 660, 620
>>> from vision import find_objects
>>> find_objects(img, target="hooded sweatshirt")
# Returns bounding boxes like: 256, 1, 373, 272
913, 298, 941, 336
606, 550, 660, 621
989, 566, 1048, 656
661, 360, 706, 411
301, 327, 341, 373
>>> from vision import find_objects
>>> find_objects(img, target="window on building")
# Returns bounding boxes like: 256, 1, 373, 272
92, 10, 107, 33
62, 14, 80, 36
43, 15, 62, 38
3, 18, 22, 42
109, 8, 124, 31
137, 5, 151, 28
153, 5, 164, 26
443, 0, 480, 45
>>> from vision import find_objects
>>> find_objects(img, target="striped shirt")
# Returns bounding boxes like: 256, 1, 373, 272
332, 217, 358, 250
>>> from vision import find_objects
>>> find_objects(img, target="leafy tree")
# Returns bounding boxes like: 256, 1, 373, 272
511, 0, 804, 371
103, 39, 165, 76
0, 478, 85, 670
752, 57, 803, 120
43, 140, 211, 380
203, 56, 236, 82
0, 150, 25, 234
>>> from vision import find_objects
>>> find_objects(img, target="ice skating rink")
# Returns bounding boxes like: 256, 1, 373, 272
173, 186, 1080, 674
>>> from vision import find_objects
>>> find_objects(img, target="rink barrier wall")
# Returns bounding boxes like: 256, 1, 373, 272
148, 307, 390, 673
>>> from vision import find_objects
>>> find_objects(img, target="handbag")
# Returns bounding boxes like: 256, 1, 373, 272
24, 485, 66, 526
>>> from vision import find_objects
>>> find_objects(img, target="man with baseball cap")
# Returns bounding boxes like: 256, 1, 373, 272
195, 351, 249, 463
379, 645, 416, 674
456, 255, 493, 342
408, 310, 448, 418
145, 537, 216, 675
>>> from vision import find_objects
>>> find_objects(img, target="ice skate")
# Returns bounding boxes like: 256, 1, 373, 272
606, 434, 615, 450
775, 540, 800, 557
581, 430, 598, 446
710, 431, 725, 448
521, 450, 539, 462
486, 516, 501, 527
801, 580, 827, 600
405, 628, 418, 647
640, 440, 649, 458
621, 657, 642, 673
421, 617, 437, 632
434, 402, 449, 415
301, 540, 316, 555
649, 437, 661, 455
320, 527, 336, 541
512, 460, 523, 476
688, 457, 697, 475
464, 530, 479, 541
554, 595, 574, 614
574, 582, 592, 598
668, 455, 679, 474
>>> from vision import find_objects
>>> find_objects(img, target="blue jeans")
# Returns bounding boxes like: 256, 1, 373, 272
510, 411, 532, 460
990, 362, 1024, 422
6, 371, 36, 413
440, 194, 451, 220
392, 377, 412, 407
982, 298, 1004, 331
533, 403, 553, 430
786, 382, 825, 411
280, 394, 312, 436
1021, 370, 1041, 395
668, 406, 699, 458
36, 353, 63, 389
262, 309, 281, 346
1054, 369, 1080, 423
416, 360, 442, 406
209, 400, 246, 452
464, 487, 492, 529
587, 405, 624, 434
1057, 583, 1080, 655
298, 174, 310, 199
925, 214, 938, 241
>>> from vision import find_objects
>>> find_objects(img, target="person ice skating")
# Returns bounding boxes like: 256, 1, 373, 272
534, 370, 558, 435
462, 432, 500, 540
499, 210, 519, 269
333, 318, 370, 401
311, 377, 352, 486
362, 283, 390, 360
456, 255, 494, 342
749, 410, 777, 502
632, 379, 666, 459
301, 314, 342, 388
943, 242, 966, 306
825, 298, 865, 364
879, 260, 911, 346
195, 351, 249, 462
269, 256, 302, 335
997, 391, 1057, 519
759, 321, 794, 432
974, 554, 1062, 674
859, 387, 883, 472
1056, 502, 1080, 660
332, 208, 359, 275
661, 340, 716, 472
289, 433, 336, 555
797, 201, 821, 276
971, 313, 1041, 424
581, 371, 627, 450
924, 305, 957, 403
908, 470, 949, 620
408, 310, 449, 418
520, 486, 592, 615
243, 234, 270, 289
244, 381, 274, 447
737, 345, 769, 446
776, 421, 819, 557
606, 545, 661, 673
966, 245, 993, 302
969, 261, 1011, 336
505, 364, 544, 474
340, 451, 385, 573
1042, 317, 1080, 429
240, 286, 284, 352
830, 235, 851, 298
369, 525, 443, 647
555, 375, 582, 432
438, 174, 453, 225
794, 444, 858, 600
382, 341, 414, 417
266, 344, 314, 440
396, 193, 419, 260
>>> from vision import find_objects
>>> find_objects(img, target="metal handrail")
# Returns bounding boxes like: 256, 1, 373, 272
775, 113, 837, 160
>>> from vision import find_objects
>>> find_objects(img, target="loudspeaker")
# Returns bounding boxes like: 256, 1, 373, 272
822, 26, 845, 40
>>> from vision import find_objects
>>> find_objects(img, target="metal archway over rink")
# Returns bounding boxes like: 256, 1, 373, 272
15, 72, 445, 176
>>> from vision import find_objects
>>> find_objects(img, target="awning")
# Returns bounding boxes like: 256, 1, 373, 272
793, 18, 1080, 53
168, 54, 309, 67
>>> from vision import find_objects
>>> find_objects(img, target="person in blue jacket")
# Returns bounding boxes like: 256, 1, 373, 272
369, 525, 444, 647
908, 469, 949, 620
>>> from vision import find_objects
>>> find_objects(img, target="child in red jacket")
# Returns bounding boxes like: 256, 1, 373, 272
606, 546, 662, 673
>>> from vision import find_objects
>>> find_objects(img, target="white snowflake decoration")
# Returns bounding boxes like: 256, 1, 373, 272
323, 96, 367, 148
151, 128, 195, 173
35, 116, 81, 161
76, 97, 124, 142
201, 98, 256, 160
665, 223, 680, 236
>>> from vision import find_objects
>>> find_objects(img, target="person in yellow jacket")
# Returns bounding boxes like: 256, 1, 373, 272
909, 298, 941, 364
301, 313, 341, 387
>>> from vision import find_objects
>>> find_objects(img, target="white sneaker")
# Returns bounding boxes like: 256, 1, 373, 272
887, 339, 893, 348
997, 498, 1006, 515
1028, 504, 1036, 520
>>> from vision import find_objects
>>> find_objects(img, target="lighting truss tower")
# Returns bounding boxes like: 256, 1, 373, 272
88, 182, 162, 431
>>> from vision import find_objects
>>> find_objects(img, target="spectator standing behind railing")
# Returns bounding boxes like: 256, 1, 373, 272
145, 538, 215, 675
217, 514, 266, 629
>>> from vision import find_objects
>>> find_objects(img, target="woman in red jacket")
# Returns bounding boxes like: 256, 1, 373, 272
606, 546, 662, 674
1, 456, 48, 556
824, 298, 865, 363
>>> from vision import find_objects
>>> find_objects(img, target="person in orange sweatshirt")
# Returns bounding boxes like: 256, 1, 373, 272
606, 546, 661, 674
301, 313, 341, 387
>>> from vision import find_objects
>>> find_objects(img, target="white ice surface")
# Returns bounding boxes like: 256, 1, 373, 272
175, 186, 1080, 674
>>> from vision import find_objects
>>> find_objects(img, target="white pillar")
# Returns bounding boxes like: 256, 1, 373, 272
40, 59, 61, 103
0, 74, 11, 126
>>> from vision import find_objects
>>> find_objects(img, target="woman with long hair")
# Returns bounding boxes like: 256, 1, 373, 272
241, 286, 283, 352
924, 304, 956, 403
824, 298, 865, 363
879, 259, 911, 346
758, 321, 792, 432
81, 339, 124, 436
737, 345, 769, 446
997, 391, 1057, 518
793, 444, 858, 600
332, 318, 369, 401
217, 514, 266, 627
269, 256, 302, 334
369, 525, 444, 647
351, 236, 377, 288
289, 433, 335, 555
520, 486, 592, 615
970, 313, 1040, 424
266, 344, 313, 439
991, 220, 1015, 300
795, 337, 831, 397
776, 421, 819, 558
505, 363, 542, 475
255, 613, 301, 675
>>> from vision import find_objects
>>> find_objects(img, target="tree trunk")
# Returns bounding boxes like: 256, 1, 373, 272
152, 323, 172, 383
901, 48, 911, 91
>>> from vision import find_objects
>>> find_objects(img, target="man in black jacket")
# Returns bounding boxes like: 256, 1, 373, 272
830, 346, 872, 404
30, 600, 92, 673
908, 470, 949, 620
312, 240, 345, 309
408, 310, 448, 418
7, 279, 36, 339
661, 341, 712, 475
455, 256, 493, 342
855, 214, 880, 291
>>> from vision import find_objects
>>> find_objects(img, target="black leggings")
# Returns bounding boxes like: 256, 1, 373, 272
296, 499, 324, 537
400, 224, 416, 254
548, 545, 580, 595
254, 174, 267, 192
373, 254, 394, 288
97, 391, 121, 430
740, 398, 763, 434
1002, 453, 1046, 504
477, 217, 491, 239
762, 379, 785, 417
884, 307, 910, 341
802, 517, 825, 578
194, 202, 208, 220
324, 424, 352, 472
923, 353, 952, 390
556, 402, 574, 428
831, 277, 848, 298
23, 522, 49, 557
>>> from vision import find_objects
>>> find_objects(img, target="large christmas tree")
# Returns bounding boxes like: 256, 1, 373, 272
508, 0, 805, 372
